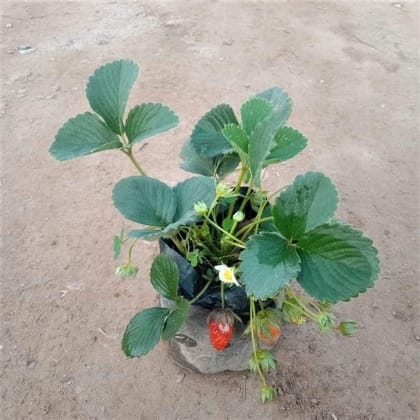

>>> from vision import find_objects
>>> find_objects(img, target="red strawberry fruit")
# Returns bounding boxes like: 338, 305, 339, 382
207, 308, 235, 350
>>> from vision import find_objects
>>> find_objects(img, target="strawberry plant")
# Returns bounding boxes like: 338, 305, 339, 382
50, 59, 380, 402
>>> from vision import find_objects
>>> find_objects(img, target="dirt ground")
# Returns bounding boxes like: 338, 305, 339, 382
1, 1, 419, 419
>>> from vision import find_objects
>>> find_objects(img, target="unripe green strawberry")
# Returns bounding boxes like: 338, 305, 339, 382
207, 308, 235, 351
258, 323, 281, 346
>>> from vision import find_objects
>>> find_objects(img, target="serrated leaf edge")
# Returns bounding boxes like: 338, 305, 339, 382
125, 102, 179, 145
296, 222, 380, 302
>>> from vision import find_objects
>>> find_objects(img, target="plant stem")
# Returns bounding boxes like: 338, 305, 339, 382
122, 148, 147, 176
189, 278, 213, 304
127, 239, 137, 264
170, 235, 187, 255
227, 165, 248, 219
283, 300, 318, 321
249, 297, 267, 384
203, 215, 245, 247
221, 238, 245, 249
268, 185, 287, 201
236, 216, 274, 239
220, 282, 225, 309
285, 287, 321, 318
227, 185, 252, 237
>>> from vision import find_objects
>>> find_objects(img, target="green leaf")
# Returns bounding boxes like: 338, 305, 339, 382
273, 172, 338, 240
256, 86, 292, 120
180, 138, 240, 178
173, 177, 216, 225
122, 307, 170, 357
222, 124, 249, 163
247, 89, 292, 187
113, 176, 176, 227
162, 297, 190, 339
240, 97, 273, 136
240, 233, 301, 299
150, 254, 180, 299
158, 177, 216, 235
297, 223, 380, 303
49, 112, 122, 160
113, 235, 122, 259
265, 126, 307, 165
125, 103, 179, 145
215, 154, 241, 178
222, 217, 234, 232
113, 176, 216, 235
86, 59, 139, 134
190, 104, 238, 157
128, 229, 163, 240
180, 138, 214, 176
248, 114, 280, 187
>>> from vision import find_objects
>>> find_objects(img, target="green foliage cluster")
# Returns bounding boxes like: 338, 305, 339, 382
50, 59, 380, 402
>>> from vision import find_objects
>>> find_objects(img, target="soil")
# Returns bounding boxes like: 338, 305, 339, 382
1, 1, 419, 419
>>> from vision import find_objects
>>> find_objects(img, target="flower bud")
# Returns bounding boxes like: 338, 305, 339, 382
260, 384, 277, 403
338, 320, 358, 336
282, 298, 306, 325
194, 201, 208, 216
115, 263, 139, 278
317, 312, 335, 331
216, 182, 234, 198
250, 191, 267, 210
233, 210, 245, 222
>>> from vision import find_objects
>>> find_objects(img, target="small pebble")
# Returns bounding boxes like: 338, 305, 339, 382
176, 372, 185, 383
414, 335, 420, 342
5, 23, 13, 29
391, 311, 397, 317
311, 398, 319, 406
27, 360, 37, 369
17, 46, 36, 55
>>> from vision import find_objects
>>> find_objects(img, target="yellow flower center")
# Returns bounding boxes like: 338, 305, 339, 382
224, 270, 233, 282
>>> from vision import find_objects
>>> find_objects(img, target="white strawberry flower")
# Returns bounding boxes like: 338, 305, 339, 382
214, 264, 240, 286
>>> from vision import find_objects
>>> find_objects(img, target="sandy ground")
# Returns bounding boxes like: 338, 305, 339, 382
1, 1, 419, 419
